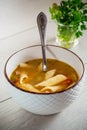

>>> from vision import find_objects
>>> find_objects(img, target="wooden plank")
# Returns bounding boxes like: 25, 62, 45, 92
0, 98, 33, 130
0, 94, 87, 130
0, 0, 58, 39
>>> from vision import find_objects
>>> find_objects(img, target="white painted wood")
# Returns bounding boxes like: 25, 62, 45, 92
0, 92, 87, 130
0, 0, 60, 39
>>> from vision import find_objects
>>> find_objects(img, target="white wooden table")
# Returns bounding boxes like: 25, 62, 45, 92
0, 1, 87, 130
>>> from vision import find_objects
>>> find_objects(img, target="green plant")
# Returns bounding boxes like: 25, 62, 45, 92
49, 0, 87, 40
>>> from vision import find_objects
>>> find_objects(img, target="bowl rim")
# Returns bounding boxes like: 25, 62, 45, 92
4, 44, 85, 95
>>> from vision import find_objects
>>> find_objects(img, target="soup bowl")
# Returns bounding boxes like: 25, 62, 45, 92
4, 45, 84, 115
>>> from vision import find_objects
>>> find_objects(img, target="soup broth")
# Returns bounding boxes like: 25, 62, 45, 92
10, 58, 79, 93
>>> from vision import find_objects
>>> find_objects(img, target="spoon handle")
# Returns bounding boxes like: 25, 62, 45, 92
37, 12, 47, 71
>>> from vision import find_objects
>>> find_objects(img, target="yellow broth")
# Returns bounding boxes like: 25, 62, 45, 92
10, 58, 79, 93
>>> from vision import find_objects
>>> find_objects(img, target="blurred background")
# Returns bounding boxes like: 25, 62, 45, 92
0, 0, 86, 42
0, 0, 60, 40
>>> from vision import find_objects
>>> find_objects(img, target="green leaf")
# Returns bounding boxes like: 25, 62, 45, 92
73, 11, 81, 21
83, 9, 87, 14
73, 0, 81, 4
82, 16, 87, 21
81, 24, 87, 30
76, 31, 83, 38
49, 0, 87, 38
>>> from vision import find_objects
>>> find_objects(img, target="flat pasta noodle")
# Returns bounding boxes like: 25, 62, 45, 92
35, 74, 67, 87
41, 86, 58, 93
20, 83, 40, 93
19, 63, 31, 68
45, 69, 56, 80
19, 73, 40, 93
41, 82, 75, 93
20, 73, 28, 84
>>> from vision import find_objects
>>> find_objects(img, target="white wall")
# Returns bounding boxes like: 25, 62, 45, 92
0, 0, 60, 39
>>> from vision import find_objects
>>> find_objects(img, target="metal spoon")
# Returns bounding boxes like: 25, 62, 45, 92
37, 12, 47, 71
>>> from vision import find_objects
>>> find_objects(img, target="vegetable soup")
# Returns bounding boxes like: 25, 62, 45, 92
10, 58, 79, 93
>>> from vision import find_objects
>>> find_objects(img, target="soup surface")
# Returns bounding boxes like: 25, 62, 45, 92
10, 58, 79, 93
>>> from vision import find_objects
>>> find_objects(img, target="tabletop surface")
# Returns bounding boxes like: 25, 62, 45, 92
0, 0, 87, 130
